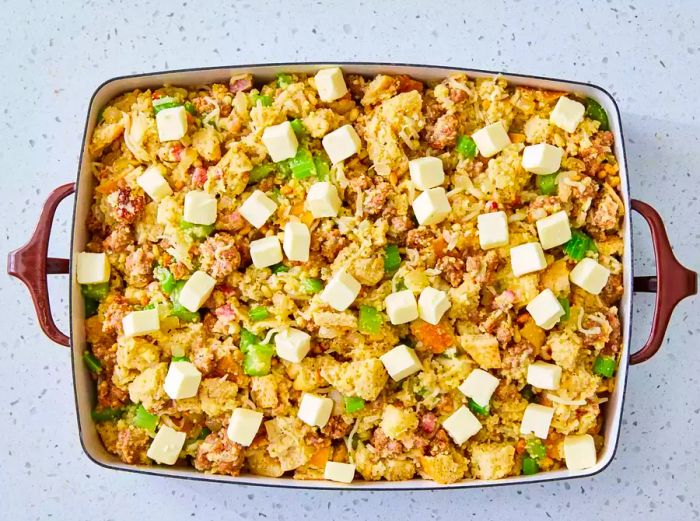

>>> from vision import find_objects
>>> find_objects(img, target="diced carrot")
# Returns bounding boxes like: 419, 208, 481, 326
515, 438, 527, 455
290, 203, 305, 216
95, 179, 119, 195
413, 321, 454, 354
309, 446, 330, 468
509, 133, 526, 143
432, 236, 447, 258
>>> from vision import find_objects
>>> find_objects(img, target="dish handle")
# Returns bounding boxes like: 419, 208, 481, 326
7, 183, 75, 347
630, 199, 697, 363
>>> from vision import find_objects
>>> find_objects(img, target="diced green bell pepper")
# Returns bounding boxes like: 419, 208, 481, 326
526, 438, 546, 460
80, 282, 110, 301
585, 98, 610, 131
344, 396, 365, 413
153, 266, 176, 294
537, 172, 559, 195
83, 352, 102, 373
301, 277, 323, 294
133, 404, 159, 432
91, 407, 124, 423
455, 135, 478, 158
383, 244, 401, 273
468, 398, 490, 416
169, 281, 201, 322
593, 355, 616, 378
563, 230, 597, 261
243, 343, 275, 376
358, 305, 383, 334
522, 456, 540, 475
249, 306, 270, 322
179, 219, 214, 240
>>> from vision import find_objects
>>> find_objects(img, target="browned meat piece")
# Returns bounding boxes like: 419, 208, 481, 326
387, 215, 415, 243
495, 321, 514, 345
427, 429, 451, 456
501, 341, 535, 372
97, 373, 129, 409
370, 428, 403, 457
101, 294, 130, 335
124, 247, 155, 287
169, 261, 191, 280
435, 255, 466, 287
194, 429, 245, 476
363, 181, 392, 216
229, 74, 253, 94
527, 195, 562, 222
605, 308, 622, 354
600, 273, 623, 306
114, 187, 146, 225
216, 209, 247, 232
427, 114, 458, 150
579, 131, 614, 177
199, 233, 241, 281
310, 228, 348, 262
450, 87, 468, 103
87, 211, 108, 239
406, 227, 437, 250
191, 96, 215, 114
396, 74, 424, 93
588, 193, 619, 232
419, 411, 438, 436
192, 341, 216, 376
321, 416, 352, 440
103, 226, 133, 253
466, 251, 500, 285
116, 426, 151, 464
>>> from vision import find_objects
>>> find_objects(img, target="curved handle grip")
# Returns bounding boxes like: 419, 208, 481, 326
7, 183, 76, 347
631, 199, 697, 364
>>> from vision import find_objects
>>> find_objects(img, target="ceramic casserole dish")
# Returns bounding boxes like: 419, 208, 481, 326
7, 63, 697, 490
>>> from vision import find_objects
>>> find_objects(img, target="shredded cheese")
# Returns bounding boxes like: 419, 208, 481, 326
546, 393, 587, 406
577, 309, 601, 336
344, 418, 361, 463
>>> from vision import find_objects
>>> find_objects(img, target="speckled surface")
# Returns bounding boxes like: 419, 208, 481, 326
1, 1, 699, 519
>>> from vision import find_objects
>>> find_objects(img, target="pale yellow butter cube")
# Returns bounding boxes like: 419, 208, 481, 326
458, 369, 500, 408
297, 393, 334, 428
306, 181, 342, 218
563, 434, 597, 470
250, 236, 283, 268
442, 405, 482, 445
156, 106, 188, 142
520, 403, 554, 439
522, 143, 563, 175
163, 361, 202, 399
262, 121, 299, 162
550, 96, 585, 133
510, 242, 547, 277
324, 461, 356, 484
314, 67, 348, 102
526, 289, 565, 330
178, 271, 216, 312
384, 289, 418, 325
322, 124, 361, 164
239, 190, 277, 229
471, 122, 511, 157
137, 165, 172, 202
409, 157, 444, 190
477, 211, 509, 250
275, 327, 311, 363
122, 308, 160, 338
283, 221, 310, 262
417, 287, 451, 325
227, 408, 263, 446
320, 270, 361, 311
380, 344, 422, 381
412, 187, 451, 226
536, 211, 571, 250
526, 361, 562, 390
183, 190, 217, 225
76, 252, 110, 284
147, 426, 186, 465
570, 258, 610, 295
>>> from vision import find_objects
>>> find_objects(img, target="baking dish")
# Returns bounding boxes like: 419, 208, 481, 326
7, 62, 697, 490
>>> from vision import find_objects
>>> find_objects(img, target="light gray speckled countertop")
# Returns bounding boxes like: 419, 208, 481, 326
1, 1, 699, 519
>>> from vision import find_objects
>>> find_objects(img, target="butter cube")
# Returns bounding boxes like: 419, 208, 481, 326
183, 190, 217, 225
306, 182, 342, 218
380, 344, 422, 381
156, 106, 188, 142
239, 190, 277, 229
297, 393, 334, 428
178, 271, 216, 312
527, 361, 562, 390
322, 124, 362, 164
262, 121, 299, 162
412, 187, 451, 226
570, 258, 610, 295
275, 327, 311, 363
283, 221, 310, 262
563, 434, 597, 470
320, 270, 361, 311
471, 122, 511, 157
76, 252, 110, 284
147, 426, 186, 465
477, 211, 509, 250
324, 461, 356, 484
122, 308, 160, 338
417, 287, 451, 325
137, 165, 172, 202
384, 289, 419, 325
458, 369, 500, 408
510, 242, 547, 277
250, 236, 283, 268
536, 211, 571, 250
526, 289, 565, 330
550, 96, 585, 133
442, 405, 482, 445
522, 143, 563, 175
227, 408, 263, 446
409, 157, 445, 190
314, 67, 348, 102
163, 361, 202, 399
520, 403, 554, 439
